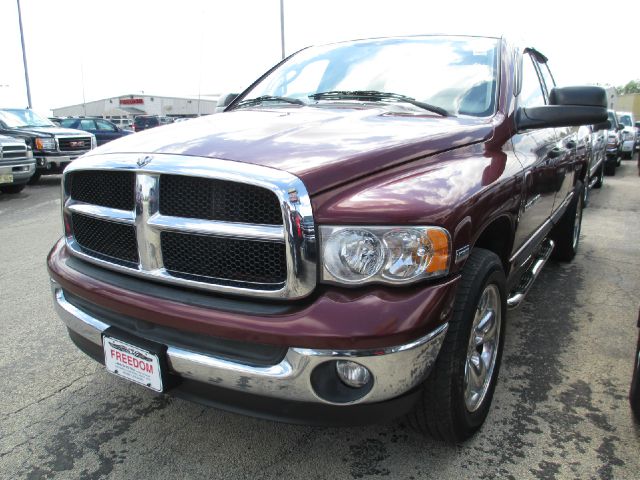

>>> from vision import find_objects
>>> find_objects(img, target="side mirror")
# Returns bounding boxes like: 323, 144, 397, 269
517, 86, 608, 131
617, 124, 625, 131
220, 93, 240, 111
593, 120, 611, 131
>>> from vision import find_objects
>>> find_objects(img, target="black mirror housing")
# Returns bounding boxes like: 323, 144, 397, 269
517, 85, 607, 131
517, 105, 608, 130
548, 86, 607, 108
593, 120, 611, 131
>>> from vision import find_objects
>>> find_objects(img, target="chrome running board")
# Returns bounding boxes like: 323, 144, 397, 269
507, 239, 555, 309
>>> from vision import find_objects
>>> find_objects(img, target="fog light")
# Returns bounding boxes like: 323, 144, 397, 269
335, 360, 371, 388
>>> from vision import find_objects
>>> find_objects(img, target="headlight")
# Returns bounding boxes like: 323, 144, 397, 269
26, 146, 33, 158
321, 226, 451, 285
90, 135, 97, 149
34, 137, 56, 150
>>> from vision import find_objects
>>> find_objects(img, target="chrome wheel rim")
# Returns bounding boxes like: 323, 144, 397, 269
572, 194, 583, 250
464, 284, 502, 412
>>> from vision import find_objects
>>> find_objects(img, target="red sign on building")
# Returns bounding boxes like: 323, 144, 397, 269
120, 98, 144, 105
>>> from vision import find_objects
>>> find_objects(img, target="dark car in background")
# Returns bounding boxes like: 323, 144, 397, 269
617, 112, 637, 159
133, 115, 173, 132
133, 115, 160, 132
60, 118, 133, 146
0, 108, 95, 183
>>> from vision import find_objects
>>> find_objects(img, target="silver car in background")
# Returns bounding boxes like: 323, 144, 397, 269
617, 111, 637, 159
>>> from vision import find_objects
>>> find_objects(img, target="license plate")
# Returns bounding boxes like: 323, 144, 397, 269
0, 174, 13, 184
103, 336, 163, 392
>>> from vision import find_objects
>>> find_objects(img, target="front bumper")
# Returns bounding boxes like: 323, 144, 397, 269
0, 161, 35, 184
35, 151, 90, 171
52, 282, 447, 407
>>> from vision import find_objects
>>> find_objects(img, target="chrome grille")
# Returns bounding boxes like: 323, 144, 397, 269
0, 144, 28, 161
58, 137, 92, 152
62, 154, 317, 299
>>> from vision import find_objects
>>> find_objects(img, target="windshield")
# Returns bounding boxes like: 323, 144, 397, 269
0, 109, 55, 128
236, 36, 499, 117
618, 114, 633, 127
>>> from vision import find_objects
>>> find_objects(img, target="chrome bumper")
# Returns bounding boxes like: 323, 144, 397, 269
51, 282, 447, 405
0, 162, 35, 181
37, 153, 89, 168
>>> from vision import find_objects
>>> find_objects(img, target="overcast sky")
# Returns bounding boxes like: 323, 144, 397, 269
1, 0, 638, 116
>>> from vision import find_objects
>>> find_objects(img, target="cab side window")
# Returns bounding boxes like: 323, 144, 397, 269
519, 54, 545, 108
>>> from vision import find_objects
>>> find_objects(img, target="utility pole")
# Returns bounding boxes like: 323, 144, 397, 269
81, 63, 87, 116
16, 0, 32, 108
280, 0, 285, 60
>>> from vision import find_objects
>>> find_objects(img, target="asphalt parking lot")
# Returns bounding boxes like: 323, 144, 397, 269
1, 163, 639, 480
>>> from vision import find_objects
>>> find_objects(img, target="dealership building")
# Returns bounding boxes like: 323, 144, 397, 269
52, 94, 219, 119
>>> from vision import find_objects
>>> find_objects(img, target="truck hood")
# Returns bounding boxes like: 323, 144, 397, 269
13, 126, 92, 138
90, 106, 494, 194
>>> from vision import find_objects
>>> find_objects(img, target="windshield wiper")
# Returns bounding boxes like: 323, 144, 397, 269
309, 90, 449, 117
234, 95, 305, 109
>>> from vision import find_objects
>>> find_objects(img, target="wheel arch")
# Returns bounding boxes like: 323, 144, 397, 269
470, 214, 515, 274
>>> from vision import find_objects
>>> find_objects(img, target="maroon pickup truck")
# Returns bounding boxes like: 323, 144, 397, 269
47, 35, 607, 442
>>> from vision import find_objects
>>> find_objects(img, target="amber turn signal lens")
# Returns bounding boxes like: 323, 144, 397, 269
426, 228, 450, 273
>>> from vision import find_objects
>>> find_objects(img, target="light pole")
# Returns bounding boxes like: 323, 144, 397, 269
280, 0, 285, 60
16, 0, 32, 108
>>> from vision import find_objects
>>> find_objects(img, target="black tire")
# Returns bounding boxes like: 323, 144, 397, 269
604, 161, 616, 176
27, 171, 41, 185
408, 249, 506, 443
631, 330, 640, 422
593, 164, 604, 189
551, 181, 583, 262
0, 184, 26, 194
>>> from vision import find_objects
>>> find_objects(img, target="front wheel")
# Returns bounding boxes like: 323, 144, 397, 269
604, 159, 616, 176
408, 249, 506, 442
551, 181, 583, 262
593, 164, 604, 189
